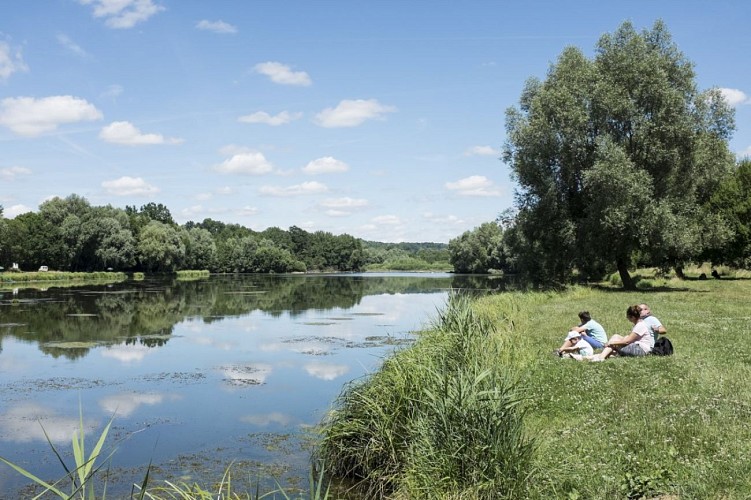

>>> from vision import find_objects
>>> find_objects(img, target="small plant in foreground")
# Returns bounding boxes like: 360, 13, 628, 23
0, 403, 119, 499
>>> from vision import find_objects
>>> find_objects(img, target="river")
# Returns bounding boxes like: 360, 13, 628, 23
0, 273, 506, 497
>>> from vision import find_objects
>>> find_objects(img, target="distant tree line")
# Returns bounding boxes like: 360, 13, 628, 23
0, 196, 449, 274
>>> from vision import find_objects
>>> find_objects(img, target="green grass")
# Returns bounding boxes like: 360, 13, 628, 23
0, 271, 127, 284
318, 274, 751, 499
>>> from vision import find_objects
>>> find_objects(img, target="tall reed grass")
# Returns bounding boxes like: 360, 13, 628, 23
316, 293, 535, 499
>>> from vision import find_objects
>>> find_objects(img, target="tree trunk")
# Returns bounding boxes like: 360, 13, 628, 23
674, 266, 685, 280
617, 257, 636, 290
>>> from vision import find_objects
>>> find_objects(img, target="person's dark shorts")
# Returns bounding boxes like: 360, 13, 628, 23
616, 343, 648, 357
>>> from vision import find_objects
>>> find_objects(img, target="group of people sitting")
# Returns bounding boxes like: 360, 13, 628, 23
554, 303, 666, 362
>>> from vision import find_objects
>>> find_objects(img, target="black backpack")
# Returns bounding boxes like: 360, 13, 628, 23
652, 336, 674, 356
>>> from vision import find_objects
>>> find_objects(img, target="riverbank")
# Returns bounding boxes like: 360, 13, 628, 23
0, 270, 127, 285
317, 275, 751, 498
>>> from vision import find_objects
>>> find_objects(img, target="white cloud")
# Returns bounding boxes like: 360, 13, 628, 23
303, 156, 350, 174
102, 176, 160, 196
372, 215, 402, 225
56, 34, 88, 57
0, 166, 32, 181
4, 204, 32, 218
445, 175, 502, 197
236, 206, 260, 217
238, 110, 302, 126
318, 197, 369, 216
79, 0, 165, 29
99, 121, 183, 145
314, 99, 397, 128
464, 145, 499, 156
319, 197, 369, 209
719, 88, 750, 107
196, 19, 238, 34
0, 95, 103, 137
0, 41, 28, 80
253, 61, 311, 86
214, 151, 275, 175
259, 181, 328, 197
423, 212, 465, 225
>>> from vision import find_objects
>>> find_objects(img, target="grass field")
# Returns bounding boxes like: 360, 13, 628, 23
319, 272, 751, 499
476, 275, 751, 499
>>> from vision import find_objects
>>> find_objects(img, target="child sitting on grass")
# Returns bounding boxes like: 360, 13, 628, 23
556, 331, 593, 360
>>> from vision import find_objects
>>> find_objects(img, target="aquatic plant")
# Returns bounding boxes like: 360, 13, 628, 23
0, 403, 118, 499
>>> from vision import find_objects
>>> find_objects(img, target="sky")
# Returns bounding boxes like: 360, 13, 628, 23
1, 1, 750, 243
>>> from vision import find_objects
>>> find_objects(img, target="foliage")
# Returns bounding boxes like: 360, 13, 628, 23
317, 293, 535, 499
706, 158, 751, 267
448, 222, 507, 273
503, 20, 736, 289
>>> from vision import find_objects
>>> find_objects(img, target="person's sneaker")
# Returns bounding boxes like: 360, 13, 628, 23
588, 356, 603, 362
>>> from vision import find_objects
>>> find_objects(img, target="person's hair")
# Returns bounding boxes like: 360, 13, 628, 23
626, 305, 641, 320
578, 310, 591, 322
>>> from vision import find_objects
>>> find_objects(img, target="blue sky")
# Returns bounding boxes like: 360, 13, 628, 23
1, 1, 750, 243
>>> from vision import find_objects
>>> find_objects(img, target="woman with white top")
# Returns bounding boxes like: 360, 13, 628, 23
589, 304, 654, 361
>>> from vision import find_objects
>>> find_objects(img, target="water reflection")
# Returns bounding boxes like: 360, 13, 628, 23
0, 273, 507, 497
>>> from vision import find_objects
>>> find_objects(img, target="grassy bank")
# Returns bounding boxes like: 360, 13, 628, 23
0, 271, 127, 284
318, 275, 751, 498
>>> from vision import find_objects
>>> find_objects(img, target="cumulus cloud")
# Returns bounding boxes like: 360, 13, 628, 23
303, 156, 350, 174
259, 181, 328, 197
0, 166, 32, 181
0, 95, 102, 136
78, 0, 165, 29
253, 61, 311, 86
464, 145, 499, 156
238, 110, 302, 126
102, 176, 160, 196
445, 175, 502, 197
0, 41, 28, 80
719, 88, 750, 107
196, 19, 237, 34
314, 99, 397, 128
214, 151, 275, 175
4, 204, 32, 218
99, 121, 183, 145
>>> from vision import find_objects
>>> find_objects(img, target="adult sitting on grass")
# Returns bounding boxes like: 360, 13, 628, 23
589, 305, 654, 361
639, 303, 666, 341
554, 310, 608, 357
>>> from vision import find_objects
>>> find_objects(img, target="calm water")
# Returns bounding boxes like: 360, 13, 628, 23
0, 273, 505, 496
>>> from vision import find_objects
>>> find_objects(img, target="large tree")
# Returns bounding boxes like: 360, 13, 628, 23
503, 20, 735, 288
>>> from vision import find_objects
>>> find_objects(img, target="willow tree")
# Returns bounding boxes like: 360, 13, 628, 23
503, 20, 735, 289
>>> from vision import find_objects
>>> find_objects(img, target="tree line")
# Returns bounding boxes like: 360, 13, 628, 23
0, 197, 450, 274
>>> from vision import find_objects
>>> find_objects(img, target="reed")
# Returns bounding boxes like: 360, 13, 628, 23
316, 293, 535, 499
